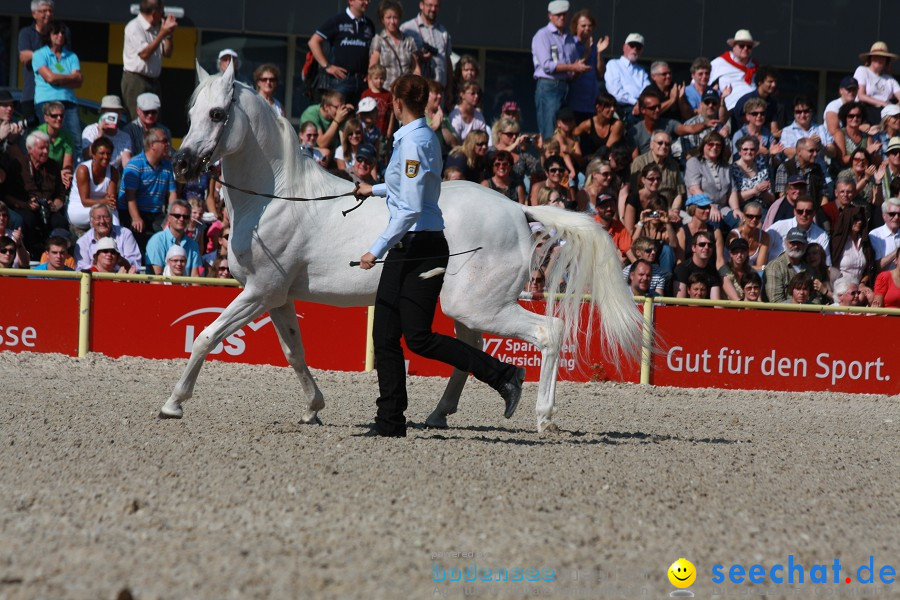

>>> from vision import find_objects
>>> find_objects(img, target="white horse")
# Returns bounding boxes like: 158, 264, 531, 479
162, 61, 643, 433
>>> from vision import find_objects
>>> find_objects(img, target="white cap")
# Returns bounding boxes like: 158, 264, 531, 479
625, 33, 645, 46
218, 48, 238, 60
100, 95, 124, 110
165, 245, 187, 261
882, 105, 900, 120
357, 97, 378, 114
137, 93, 161, 111
93, 237, 119, 256
547, 0, 569, 14
99, 112, 118, 126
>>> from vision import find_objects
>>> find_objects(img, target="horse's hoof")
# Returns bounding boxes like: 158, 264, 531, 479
424, 413, 449, 429
157, 410, 182, 420
301, 415, 323, 425
538, 422, 560, 435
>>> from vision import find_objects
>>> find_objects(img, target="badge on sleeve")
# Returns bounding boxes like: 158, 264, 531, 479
405, 160, 420, 178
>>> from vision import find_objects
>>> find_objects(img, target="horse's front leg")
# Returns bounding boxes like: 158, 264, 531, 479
268, 301, 325, 424
159, 289, 275, 418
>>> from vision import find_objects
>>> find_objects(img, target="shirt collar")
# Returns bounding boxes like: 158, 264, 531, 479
346, 7, 363, 21
138, 12, 153, 31
545, 22, 564, 36
393, 117, 427, 142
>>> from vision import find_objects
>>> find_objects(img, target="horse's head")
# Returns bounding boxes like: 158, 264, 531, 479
174, 60, 242, 182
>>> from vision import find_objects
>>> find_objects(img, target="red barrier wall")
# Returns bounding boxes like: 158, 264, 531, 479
0, 278, 79, 355
403, 300, 641, 383
652, 306, 899, 394
90, 280, 369, 370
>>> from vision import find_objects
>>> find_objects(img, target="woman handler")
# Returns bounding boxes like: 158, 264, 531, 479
355, 74, 525, 437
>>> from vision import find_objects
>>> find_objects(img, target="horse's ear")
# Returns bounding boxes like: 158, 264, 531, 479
221, 58, 235, 87
196, 60, 210, 84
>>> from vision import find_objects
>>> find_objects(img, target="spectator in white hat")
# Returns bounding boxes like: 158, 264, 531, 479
89, 236, 127, 273
161, 243, 187, 281
709, 29, 758, 111
81, 95, 133, 168
603, 33, 650, 118
217, 48, 238, 73
122, 92, 171, 157
531, 0, 590, 140
874, 104, 900, 151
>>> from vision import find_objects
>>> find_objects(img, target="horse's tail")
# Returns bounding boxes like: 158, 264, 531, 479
522, 205, 645, 370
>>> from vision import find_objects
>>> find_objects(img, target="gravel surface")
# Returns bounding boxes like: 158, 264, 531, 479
1, 352, 898, 600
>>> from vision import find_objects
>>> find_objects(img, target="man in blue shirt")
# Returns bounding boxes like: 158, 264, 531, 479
118, 126, 176, 253
17, 1, 71, 124
531, 0, 590, 141
32, 235, 74, 271
604, 33, 650, 119
144, 199, 201, 276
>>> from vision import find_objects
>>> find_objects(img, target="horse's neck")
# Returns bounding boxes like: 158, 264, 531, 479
224, 96, 354, 205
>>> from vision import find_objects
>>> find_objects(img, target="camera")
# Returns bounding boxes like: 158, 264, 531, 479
420, 42, 439, 56
648, 211, 661, 218
35, 198, 51, 227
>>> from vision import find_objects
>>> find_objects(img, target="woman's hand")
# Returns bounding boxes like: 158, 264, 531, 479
355, 183, 373, 199
709, 204, 722, 223
358, 252, 377, 270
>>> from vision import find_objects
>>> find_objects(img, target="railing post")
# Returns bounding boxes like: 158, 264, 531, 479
78, 272, 91, 358
639, 297, 654, 385
365, 305, 375, 371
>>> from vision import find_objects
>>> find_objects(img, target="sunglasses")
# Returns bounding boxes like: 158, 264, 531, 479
653, 140, 671, 146
887, 212, 900, 218
748, 111, 765, 117
547, 167, 567, 174
740, 147, 757, 153
627, 43, 644, 50
706, 141, 723, 148
474, 141, 488, 147
493, 160, 511, 167
745, 213, 762, 221
702, 100, 720, 106
888, 150, 900, 156
794, 109, 811, 114
0, 248, 14, 255
500, 131, 519, 136
644, 176, 661, 182
695, 242, 712, 248
143, 110, 159, 116
795, 208, 815, 216
846, 113, 862, 120
258, 77, 277, 83
598, 171, 612, 177
170, 213, 190, 220
97, 249, 118, 255
46, 113, 63, 119
643, 104, 661, 112
735, 43, 754, 49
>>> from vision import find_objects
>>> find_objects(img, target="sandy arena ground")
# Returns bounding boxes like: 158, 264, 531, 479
0, 351, 898, 600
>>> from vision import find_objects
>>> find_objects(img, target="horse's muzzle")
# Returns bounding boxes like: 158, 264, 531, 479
172, 149, 207, 183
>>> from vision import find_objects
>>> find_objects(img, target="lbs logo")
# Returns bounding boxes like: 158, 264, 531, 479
171, 308, 301, 356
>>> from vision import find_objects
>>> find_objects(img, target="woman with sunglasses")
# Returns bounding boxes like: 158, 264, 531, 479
529, 155, 574, 207
481, 150, 525, 203
32, 20, 82, 153
830, 205, 877, 303
804, 242, 833, 304
685, 131, 735, 224
253, 64, 283, 117
335, 118, 366, 174
628, 195, 677, 274
873, 247, 900, 308
676, 193, 725, 266
576, 158, 622, 214
623, 163, 663, 235
0, 204, 29, 268
490, 116, 540, 190
731, 98, 782, 157
837, 148, 880, 207
445, 129, 489, 183
573, 93, 623, 158
730, 135, 774, 210
725, 200, 769, 270
833, 102, 882, 169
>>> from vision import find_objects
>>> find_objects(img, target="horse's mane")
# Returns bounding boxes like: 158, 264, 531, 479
189, 73, 353, 201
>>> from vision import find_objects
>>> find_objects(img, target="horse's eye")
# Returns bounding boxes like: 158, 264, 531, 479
210, 108, 226, 122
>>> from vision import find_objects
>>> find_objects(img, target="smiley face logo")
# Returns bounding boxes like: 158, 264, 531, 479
668, 558, 696, 588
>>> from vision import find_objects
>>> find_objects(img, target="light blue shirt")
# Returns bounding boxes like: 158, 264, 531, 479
603, 56, 649, 107
369, 118, 443, 258
32, 45, 80, 104
145, 228, 201, 271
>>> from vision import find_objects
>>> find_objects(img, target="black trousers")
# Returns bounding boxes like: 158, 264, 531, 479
372, 231, 513, 435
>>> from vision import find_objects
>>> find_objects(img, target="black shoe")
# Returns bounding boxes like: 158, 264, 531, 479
497, 367, 526, 419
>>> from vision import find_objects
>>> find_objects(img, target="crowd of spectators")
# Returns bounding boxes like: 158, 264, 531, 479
1, 0, 899, 308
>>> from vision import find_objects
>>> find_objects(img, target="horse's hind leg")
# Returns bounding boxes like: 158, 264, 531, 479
425, 321, 481, 428
268, 301, 325, 424
159, 289, 274, 418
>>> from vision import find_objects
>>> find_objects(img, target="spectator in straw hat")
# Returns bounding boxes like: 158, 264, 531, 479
854, 41, 900, 124
710, 29, 758, 111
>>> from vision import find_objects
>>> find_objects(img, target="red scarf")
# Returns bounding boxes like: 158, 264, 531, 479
718, 51, 757, 85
